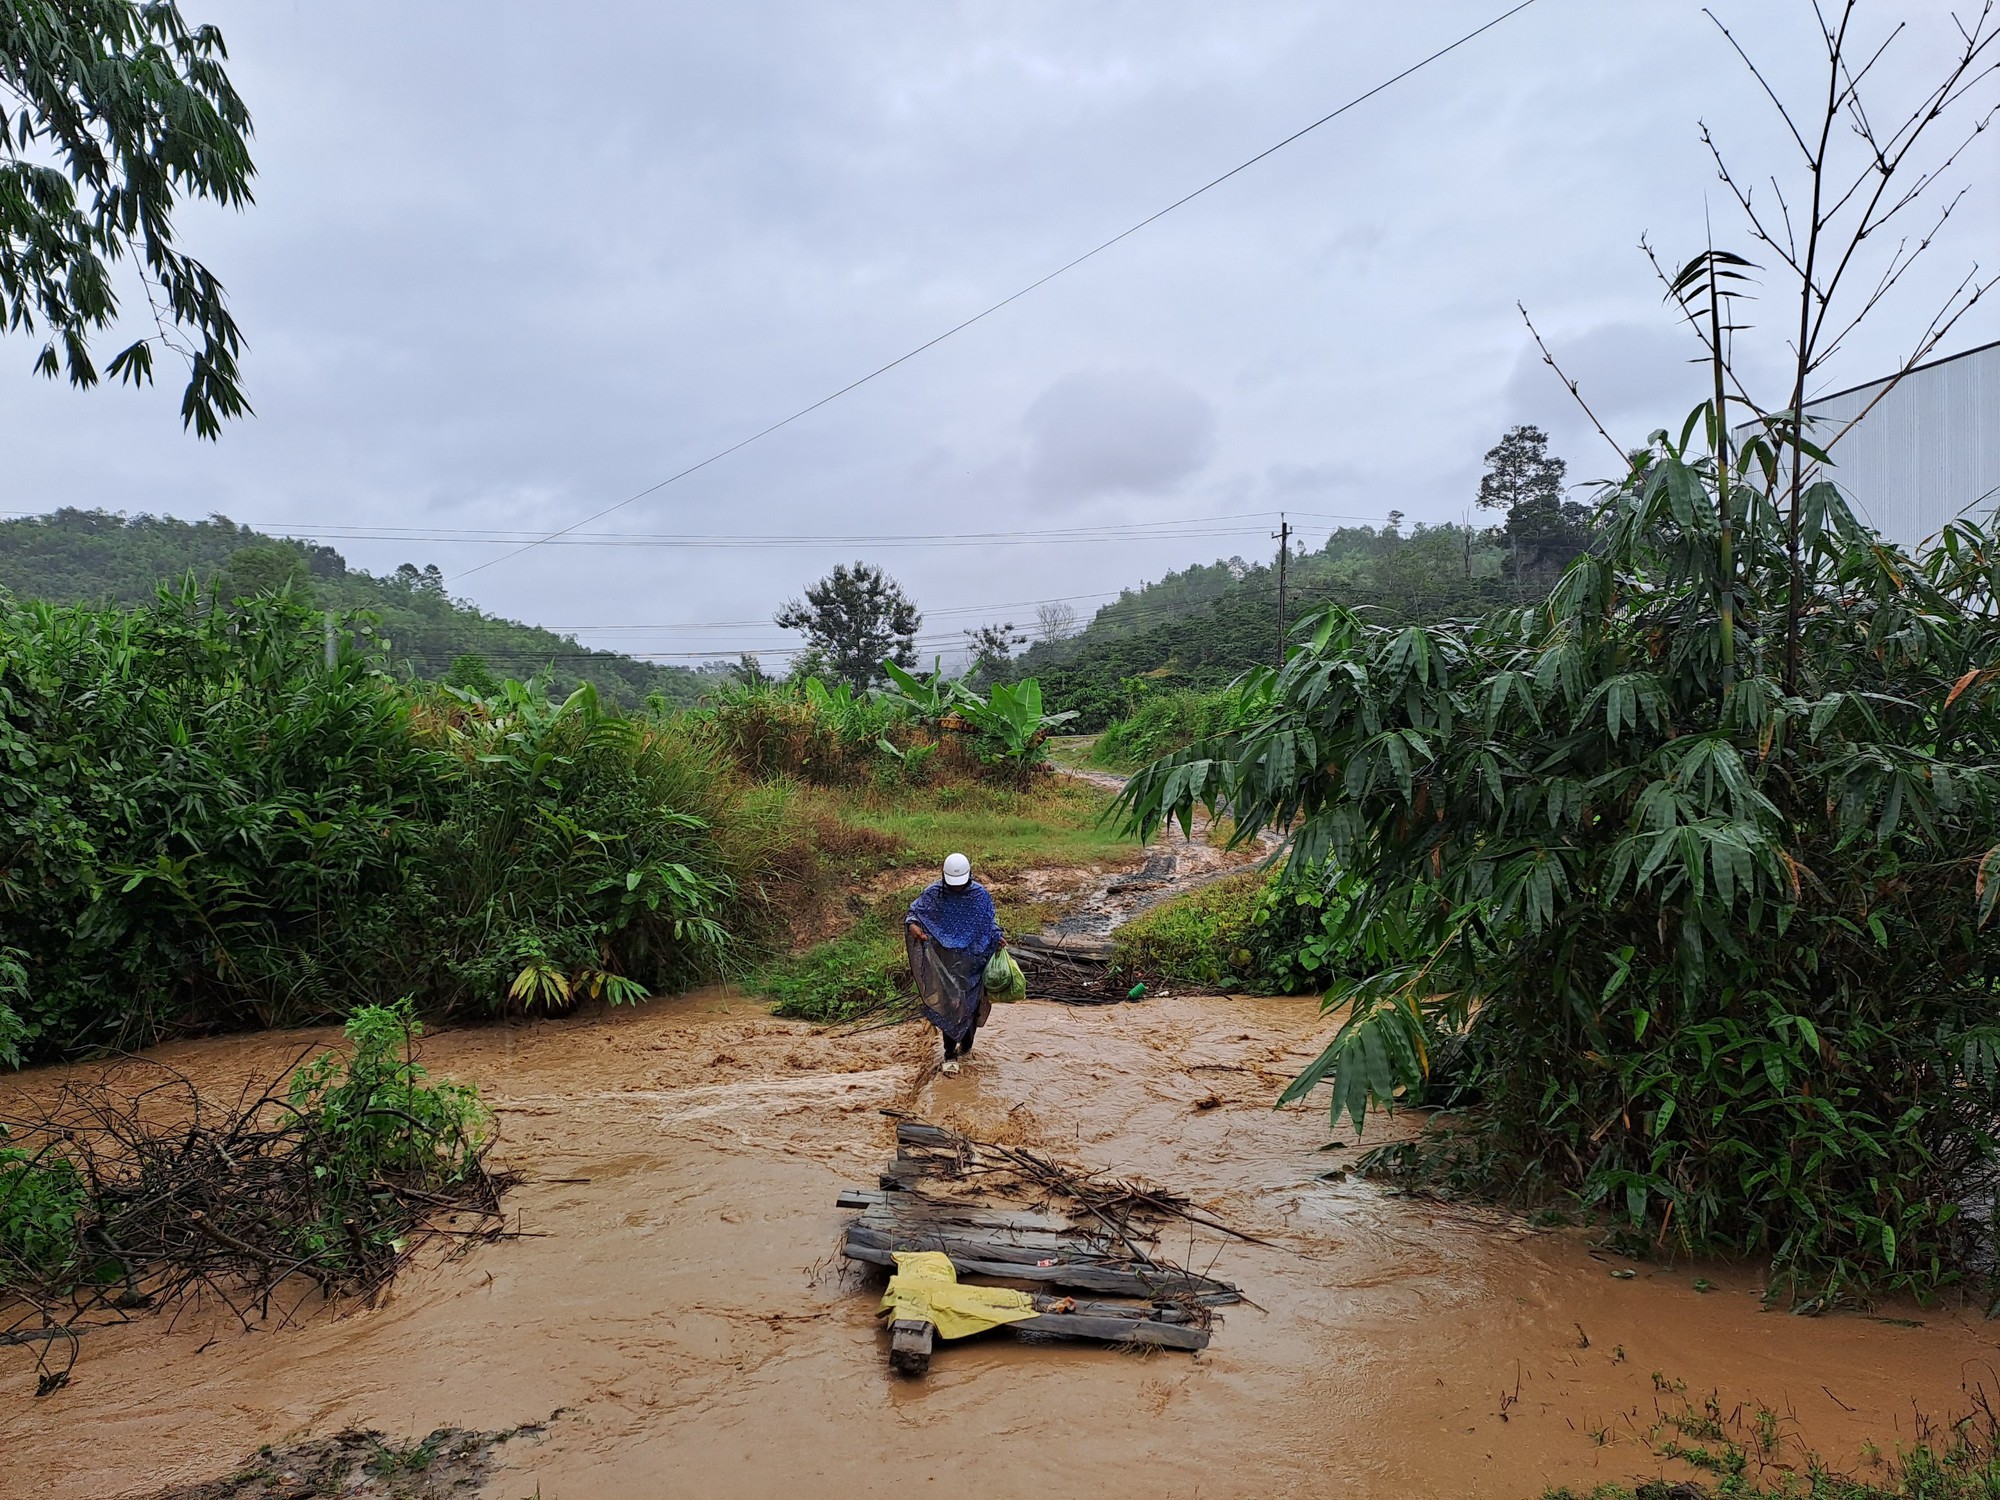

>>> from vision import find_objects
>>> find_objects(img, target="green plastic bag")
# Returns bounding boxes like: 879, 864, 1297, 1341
983, 948, 1027, 1003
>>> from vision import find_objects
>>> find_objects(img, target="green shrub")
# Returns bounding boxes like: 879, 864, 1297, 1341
1091, 689, 1246, 771
0, 1128, 87, 1286
411, 681, 740, 1012
279, 1001, 489, 1266
1123, 426, 2000, 1305
0, 584, 778, 1060
1113, 865, 1357, 993
0, 1002, 495, 1303
699, 676, 901, 785
1112, 875, 1264, 987
748, 911, 912, 1023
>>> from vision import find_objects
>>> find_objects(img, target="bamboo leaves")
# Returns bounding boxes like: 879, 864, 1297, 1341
1116, 397, 2000, 1303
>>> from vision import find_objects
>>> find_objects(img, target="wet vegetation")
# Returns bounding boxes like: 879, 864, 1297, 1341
1125, 465, 2000, 1305
0, 586, 782, 1062
1, 1004, 508, 1390
0, 579, 1096, 1057
1543, 1380, 2000, 1499
1089, 687, 1248, 772
1117, 1, 2000, 1309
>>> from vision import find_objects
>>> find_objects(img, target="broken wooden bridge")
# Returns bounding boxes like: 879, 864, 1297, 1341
839, 1118, 1243, 1377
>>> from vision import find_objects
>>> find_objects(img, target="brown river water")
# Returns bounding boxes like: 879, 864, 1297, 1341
2, 989, 1995, 1499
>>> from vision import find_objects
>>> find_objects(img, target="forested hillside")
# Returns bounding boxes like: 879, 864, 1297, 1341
0, 509, 712, 706
1015, 521, 1524, 729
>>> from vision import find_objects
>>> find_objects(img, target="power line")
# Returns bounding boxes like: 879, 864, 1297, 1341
452, 1, 1546, 583
554, 585, 1309, 661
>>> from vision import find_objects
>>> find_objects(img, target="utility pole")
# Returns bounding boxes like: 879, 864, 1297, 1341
324, 610, 337, 669
1273, 512, 1291, 668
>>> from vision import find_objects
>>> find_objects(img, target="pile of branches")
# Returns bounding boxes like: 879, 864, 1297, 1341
2, 1008, 516, 1393
886, 1113, 1267, 1311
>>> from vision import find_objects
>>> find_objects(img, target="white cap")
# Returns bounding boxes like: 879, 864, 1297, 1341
942, 852, 972, 887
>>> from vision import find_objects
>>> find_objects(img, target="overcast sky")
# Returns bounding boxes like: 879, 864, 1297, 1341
2, 1, 1994, 665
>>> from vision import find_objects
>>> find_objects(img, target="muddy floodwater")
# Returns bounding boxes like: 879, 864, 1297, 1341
3, 990, 1996, 1499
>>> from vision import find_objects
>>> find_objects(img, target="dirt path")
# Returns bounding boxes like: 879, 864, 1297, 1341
3, 983, 1996, 1500
1022, 762, 1273, 943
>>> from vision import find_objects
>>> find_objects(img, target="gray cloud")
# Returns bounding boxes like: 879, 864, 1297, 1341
1501, 320, 1707, 478
0, 1, 1992, 662
1022, 369, 1216, 501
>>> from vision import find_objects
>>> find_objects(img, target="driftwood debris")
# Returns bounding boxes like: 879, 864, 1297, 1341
842, 1117, 1244, 1377
1006, 936, 1128, 1004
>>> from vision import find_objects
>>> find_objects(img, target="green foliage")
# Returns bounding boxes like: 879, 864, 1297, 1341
0, 583, 768, 1060
1011, 523, 1511, 730
1091, 689, 1248, 771
1121, 411, 2000, 1304
701, 676, 900, 785
1111, 865, 1354, 994
0, 508, 712, 708
880, 658, 958, 725
0, 946, 27, 1066
284, 1001, 487, 1192
1543, 1385, 2000, 1499
0, 1126, 87, 1285
1112, 873, 1266, 988
773, 561, 922, 691
954, 678, 1077, 779
414, 679, 740, 1014
1478, 424, 1592, 585
0, 1002, 496, 1304
703, 668, 1072, 790
874, 737, 938, 789
749, 911, 912, 1023
0, 0, 254, 435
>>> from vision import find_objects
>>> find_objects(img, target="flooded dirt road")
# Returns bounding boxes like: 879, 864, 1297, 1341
4, 989, 1997, 1500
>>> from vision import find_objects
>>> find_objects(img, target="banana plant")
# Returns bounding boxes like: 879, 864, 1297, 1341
879, 657, 959, 726
954, 678, 1077, 772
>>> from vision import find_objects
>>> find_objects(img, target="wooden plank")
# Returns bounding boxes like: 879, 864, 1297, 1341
854, 1198, 1083, 1235
1010, 933, 1114, 961
880, 1156, 957, 1187
845, 1221, 1110, 1268
842, 1235, 1239, 1302
1030, 1296, 1200, 1324
894, 1121, 959, 1148
889, 1319, 934, 1376
856, 1210, 1096, 1248
1017, 1313, 1208, 1350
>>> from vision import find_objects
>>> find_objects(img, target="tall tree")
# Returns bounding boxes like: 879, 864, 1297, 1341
1, 1, 255, 436
1477, 425, 1587, 581
1476, 424, 1566, 514
773, 562, 921, 690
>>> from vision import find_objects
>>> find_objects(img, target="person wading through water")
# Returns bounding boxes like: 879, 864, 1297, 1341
905, 852, 1006, 1076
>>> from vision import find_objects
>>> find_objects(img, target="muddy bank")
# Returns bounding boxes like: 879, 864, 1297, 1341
3, 991, 1995, 1500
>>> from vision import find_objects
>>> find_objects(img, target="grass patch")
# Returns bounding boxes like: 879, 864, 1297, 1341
1541, 1385, 2000, 1500
1112, 873, 1266, 989
747, 911, 913, 1023
793, 771, 1134, 877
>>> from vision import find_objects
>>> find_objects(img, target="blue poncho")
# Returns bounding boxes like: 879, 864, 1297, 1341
905, 880, 1004, 1044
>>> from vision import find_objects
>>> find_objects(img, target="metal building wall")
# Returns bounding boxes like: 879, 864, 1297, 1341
1797, 338, 2000, 551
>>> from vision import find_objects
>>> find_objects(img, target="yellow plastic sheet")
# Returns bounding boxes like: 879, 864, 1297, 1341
878, 1251, 1039, 1339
